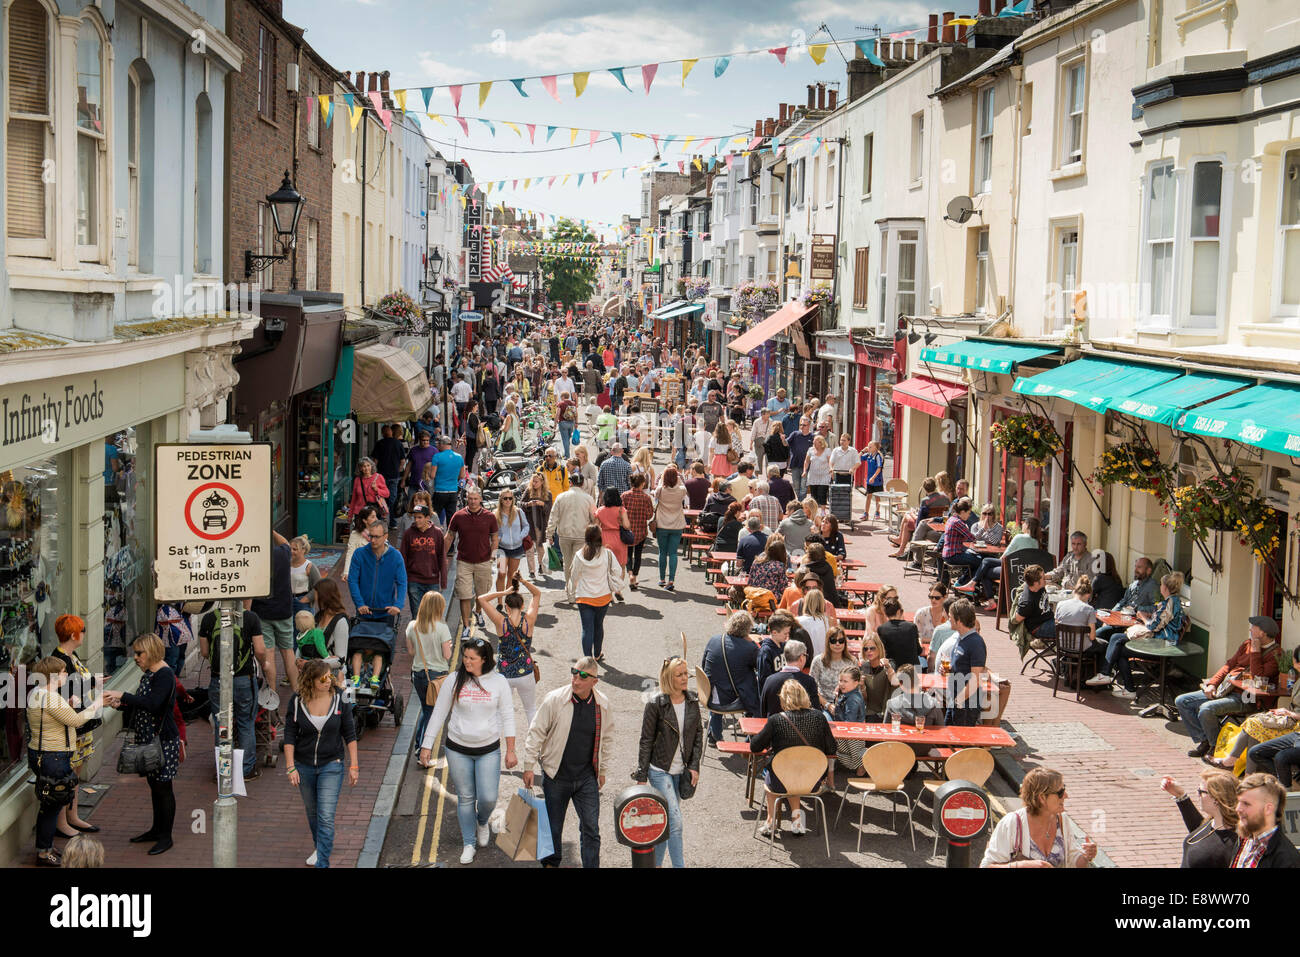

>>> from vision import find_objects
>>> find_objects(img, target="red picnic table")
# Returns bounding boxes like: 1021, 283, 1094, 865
738, 716, 1014, 748
839, 581, 883, 596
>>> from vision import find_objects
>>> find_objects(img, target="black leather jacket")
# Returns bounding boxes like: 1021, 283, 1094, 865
633, 691, 703, 781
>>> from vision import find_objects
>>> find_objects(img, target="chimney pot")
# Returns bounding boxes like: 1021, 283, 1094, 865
942, 12, 956, 42
979, 0, 992, 13
817, 83, 826, 110
957, 23, 968, 43
755, 119, 763, 137
928, 14, 939, 43
380, 71, 391, 94
765, 118, 776, 137
807, 85, 816, 108
779, 103, 788, 122
905, 38, 916, 58
368, 72, 379, 92
828, 89, 838, 109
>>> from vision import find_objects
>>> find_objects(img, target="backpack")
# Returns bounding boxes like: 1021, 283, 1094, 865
743, 587, 776, 615
699, 510, 721, 534
207, 611, 252, 673
297, 627, 329, 660
562, 404, 577, 423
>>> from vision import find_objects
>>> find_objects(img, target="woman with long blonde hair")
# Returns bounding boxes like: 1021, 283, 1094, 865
709, 420, 732, 478
630, 445, 656, 488
407, 590, 454, 748
867, 584, 900, 636
493, 488, 531, 597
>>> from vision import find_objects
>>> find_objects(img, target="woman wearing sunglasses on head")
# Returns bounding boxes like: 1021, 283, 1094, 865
981, 768, 1098, 868
632, 657, 702, 868
418, 637, 516, 865
283, 659, 357, 868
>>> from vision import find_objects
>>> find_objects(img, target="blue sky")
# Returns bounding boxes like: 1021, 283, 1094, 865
288, 0, 931, 240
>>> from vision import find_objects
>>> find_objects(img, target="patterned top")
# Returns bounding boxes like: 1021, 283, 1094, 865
1231, 828, 1276, 868
747, 558, 788, 595
749, 494, 783, 532
622, 488, 654, 543
498, 616, 535, 678
597, 454, 632, 493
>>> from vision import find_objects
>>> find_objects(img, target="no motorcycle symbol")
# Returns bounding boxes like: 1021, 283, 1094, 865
184, 482, 245, 541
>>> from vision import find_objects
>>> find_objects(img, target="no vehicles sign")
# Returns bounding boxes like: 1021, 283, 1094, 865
153, 443, 272, 601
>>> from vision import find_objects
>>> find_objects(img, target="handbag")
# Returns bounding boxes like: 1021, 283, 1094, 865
117, 675, 174, 776
726, 447, 741, 466
31, 698, 79, 807
674, 696, 700, 800
619, 526, 635, 546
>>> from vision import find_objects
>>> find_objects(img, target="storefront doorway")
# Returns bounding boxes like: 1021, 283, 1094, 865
991, 408, 1071, 554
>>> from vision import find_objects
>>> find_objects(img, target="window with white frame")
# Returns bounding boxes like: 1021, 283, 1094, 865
6, 0, 54, 254
767, 170, 780, 217
257, 25, 276, 119
127, 69, 141, 267
910, 112, 924, 184
862, 133, 874, 197
1058, 58, 1086, 168
1051, 223, 1080, 328
1187, 160, 1223, 327
75, 18, 105, 260
1277, 148, 1300, 318
897, 230, 919, 316
305, 218, 318, 289
974, 228, 990, 314
746, 256, 755, 280
1144, 162, 1176, 322
765, 248, 778, 282
749, 183, 757, 225
812, 156, 821, 207
975, 87, 994, 194
306, 71, 320, 149
825, 147, 836, 207
641, 189, 650, 218
195, 94, 212, 274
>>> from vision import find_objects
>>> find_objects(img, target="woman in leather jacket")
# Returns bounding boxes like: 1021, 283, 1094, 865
632, 657, 702, 868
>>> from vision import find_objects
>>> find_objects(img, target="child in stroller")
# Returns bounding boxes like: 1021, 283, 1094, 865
346, 615, 405, 733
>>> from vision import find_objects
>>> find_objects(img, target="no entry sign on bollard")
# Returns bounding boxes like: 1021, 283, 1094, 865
613, 784, 669, 868
933, 779, 991, 868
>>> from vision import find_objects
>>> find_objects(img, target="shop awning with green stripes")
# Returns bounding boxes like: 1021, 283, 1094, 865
920, 339, 1061, 375
1110, 371, 1252, 426
657, 301, 705, 319
1174, 381, 1300, 455
1012, 356, 1180, 412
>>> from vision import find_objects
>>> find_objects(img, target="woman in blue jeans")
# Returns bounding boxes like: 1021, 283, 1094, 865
633, 657, 702, 867
285, 659, 358, 867
654, 465, 689, 591
566, 525, 625, 660
417, 637, 517, 864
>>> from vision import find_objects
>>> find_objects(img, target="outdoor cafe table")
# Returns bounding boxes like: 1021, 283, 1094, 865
1099, 610, 1140, 628
874, 490, 908, 533
839, 581, 883, 598
737, 717, 1014, 749
1127, 637, 1206, 721
972, 544, 1005, 557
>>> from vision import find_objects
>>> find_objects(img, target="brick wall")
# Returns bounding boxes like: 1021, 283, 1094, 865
226, 0, 334, 293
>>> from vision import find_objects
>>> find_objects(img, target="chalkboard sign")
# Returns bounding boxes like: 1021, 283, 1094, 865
639, 397, 659, 417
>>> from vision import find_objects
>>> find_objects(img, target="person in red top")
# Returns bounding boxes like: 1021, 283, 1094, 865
444, 489, 500, 639
399, 505, 449, 617
621, 473, 654, 591
1178, 616, 1282, 757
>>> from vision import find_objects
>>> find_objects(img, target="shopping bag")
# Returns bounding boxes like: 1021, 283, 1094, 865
1212, 721, 1247, 777
547, 544, 564, 571
496, 788, 554, 861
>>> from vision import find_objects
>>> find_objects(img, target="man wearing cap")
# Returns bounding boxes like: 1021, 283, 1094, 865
400, 504, 448, 616
429, 434, 466, 526
522, 657, 613, 868
1176, 616, 1283, 758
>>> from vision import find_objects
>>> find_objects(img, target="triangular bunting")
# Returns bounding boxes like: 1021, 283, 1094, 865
641, 63, 658, 94
504, 121, 521, 137
573, 72, 590, 97
611, 131, 622, 151
589, 130, 599, 148
455, 115, 469, 136
422, 87, 434, 112
809, 44, 828, 65
682, 58, 698, 86
510, 78, 528, 97
651, 134, 660, 152
348, 101, 363, 130
478, 118, 495, 135
367, 91, 392, 131
541, 75, 560, 101
569, 127, 579, 146
609, 67, 631, 92
318, 95, 332, 127
526, 123, 536, 143
478, 81, 492, 107
426, 112, 446, 125
395, 89, 407, 113
449, 85, 463, 113
769, 47, 788, 65
714, 56, 731, 78
546, 125, 557, 142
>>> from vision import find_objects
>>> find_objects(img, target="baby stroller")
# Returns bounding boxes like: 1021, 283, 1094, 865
347, 615, 404, 740
254, 677, 283, 768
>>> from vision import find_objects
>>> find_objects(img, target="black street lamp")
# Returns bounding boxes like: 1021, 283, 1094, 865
245, 170, 305, 278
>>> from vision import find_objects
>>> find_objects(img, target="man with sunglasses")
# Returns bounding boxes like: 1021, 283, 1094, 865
522, 657, 613, 868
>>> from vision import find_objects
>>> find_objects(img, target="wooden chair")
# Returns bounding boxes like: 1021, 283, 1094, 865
883, 478, 910, 531
921, 748, 995, 857
834, 741, 917, 853
1051, 623, 1094, 700
753, 745, 833, 858
694, 667, 746, 741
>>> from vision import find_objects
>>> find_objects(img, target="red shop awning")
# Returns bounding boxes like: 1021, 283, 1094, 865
727, 301, 816, 356
892, 374, 969, 418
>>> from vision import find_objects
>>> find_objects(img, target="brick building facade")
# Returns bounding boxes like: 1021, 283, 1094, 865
224, 0, 338, 293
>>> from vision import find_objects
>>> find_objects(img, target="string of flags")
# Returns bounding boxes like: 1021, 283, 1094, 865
409, 113, 748, 154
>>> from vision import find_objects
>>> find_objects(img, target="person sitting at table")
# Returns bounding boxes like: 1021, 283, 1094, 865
1177, 616, 1282, 759
936, 499, 981, 585
859, 635, 897, 721
711, 502, 746, 554
735, 514, 768, 574
748, 537, 790, 597
878, 598, 923, 668
914, 583, 948, 644
1246, 721, 1300, 788
749, 681, 837, 838
1040, 574, 1097, 643
929, 596, 963, 672
700, 480, 736, 535
960, 516, 1040, 609
866, 584, 900, 636
700, 611, 761, 745
1011, 564, 1054, 640
819, 515, 846, 563
1205, 706, 1300, 773
746, 481, 784, 533
884, 665, 946, 758
800, 542, 841, 608
980, 768, 1098, 868
1086, 570, 1183, 699
756, 611, 795, 691
1045, 531, 1093, 588
888, 477, 945, 557
778, 571, 820, 613
796, 589, 834, 659
760, 640, 821, 719
970, 504, 1003, 545
777, 499, 813, 554
1159, 769, 1240, 868
830, 668, 869, 774
812, 627, 857, 709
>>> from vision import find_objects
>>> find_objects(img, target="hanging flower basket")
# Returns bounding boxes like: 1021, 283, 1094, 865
990, 414, 1062, 467
735, 280, 780, 319
1164, 467, 1279, 563
686, 278, 711, 300
1091, 441, 1176, 505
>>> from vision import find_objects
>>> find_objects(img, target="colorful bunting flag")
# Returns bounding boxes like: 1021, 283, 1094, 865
478, 118, 495, 135
642, 63, 658, 94
589, 129, 599, 148
809, 43, 828, 65
714, 56, 731, 78
455, 115, 469, 136
609, 67, 631, 92
677, 160, 685, 174
449, 85, 463, 113
394, 89, 407, 113
546, 125, 557, 141
510, 78, 528, 97
856, 40, 885, 67
573, 72, 590, 96
426, 112, 446, 125
367, 90, 392, 130
526, 123, 536, 143
682, 59, 698, 86
541, 75, 560, 101
318, 95, 332, 127
769, 47, 788, 65
478, 81, 492, 107
504, 121, 522, 137
348, 100, 363, 130
422, 87, 434, 112
569, 127, 578, 146
611, 131, 622, 151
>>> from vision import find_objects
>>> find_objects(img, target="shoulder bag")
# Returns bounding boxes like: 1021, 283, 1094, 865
31, 696, 79, 807
117, 674, 174, 776
673, 694, 701, 800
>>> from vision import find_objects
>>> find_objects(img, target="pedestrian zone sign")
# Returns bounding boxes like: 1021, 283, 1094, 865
154, 443, 272, 601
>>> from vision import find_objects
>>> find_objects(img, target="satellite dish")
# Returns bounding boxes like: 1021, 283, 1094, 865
944, 195, 979, 224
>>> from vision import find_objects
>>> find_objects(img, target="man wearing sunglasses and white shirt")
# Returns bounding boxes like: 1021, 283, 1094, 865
522, 657, 614, 868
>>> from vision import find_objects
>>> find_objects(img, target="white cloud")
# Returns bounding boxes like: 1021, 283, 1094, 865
474, 14, 721, 71
414, 53, 465, 85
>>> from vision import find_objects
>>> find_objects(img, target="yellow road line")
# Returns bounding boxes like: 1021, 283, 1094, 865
409, 634, 463, 866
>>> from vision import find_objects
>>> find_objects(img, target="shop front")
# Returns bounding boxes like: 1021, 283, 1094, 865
231, 293, 345, 538
893, 373, 970, 493
814, 331, 856, 442
852, 337, 904, 481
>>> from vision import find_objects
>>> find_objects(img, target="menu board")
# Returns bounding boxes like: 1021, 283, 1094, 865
661, 374, 683, 410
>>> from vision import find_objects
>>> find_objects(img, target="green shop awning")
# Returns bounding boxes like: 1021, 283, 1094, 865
1111, 371, 1252, 426
1174, 381, 1300, 455
1013, 356, 1180, 412
920, 339, 1061, 375
658, 302, 705, 319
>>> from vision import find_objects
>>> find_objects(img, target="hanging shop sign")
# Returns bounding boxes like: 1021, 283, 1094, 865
815, 336, 855, 361
810, 242, 836, 281
427, 310, 453, 333
854, 343, 898, 370
465, 201, 484, 282
153, 442, 273, 600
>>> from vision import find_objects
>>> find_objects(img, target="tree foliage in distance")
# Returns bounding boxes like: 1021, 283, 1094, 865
541, 219, 598, 309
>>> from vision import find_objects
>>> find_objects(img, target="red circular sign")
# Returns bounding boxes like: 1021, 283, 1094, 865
617, 796, 668, 846
939, 789, 990, 839
184, 482, 245, 541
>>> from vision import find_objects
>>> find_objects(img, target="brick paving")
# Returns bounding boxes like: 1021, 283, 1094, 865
843, 510, 1205, 868
8, 545, 414, 869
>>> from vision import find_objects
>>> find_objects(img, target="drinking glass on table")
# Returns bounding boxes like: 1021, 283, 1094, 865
915, 714, 927, 733
891, 713, 902, 733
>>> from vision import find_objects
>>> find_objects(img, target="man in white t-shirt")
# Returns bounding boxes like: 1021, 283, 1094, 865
450, 374, 473, 434
554, 372, 577, 402
816, 395, 838, 433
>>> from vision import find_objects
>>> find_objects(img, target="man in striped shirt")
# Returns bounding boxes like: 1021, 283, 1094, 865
745, 481, 783, 532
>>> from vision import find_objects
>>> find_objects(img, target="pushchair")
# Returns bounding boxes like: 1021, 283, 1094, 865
347, 615, 405, 739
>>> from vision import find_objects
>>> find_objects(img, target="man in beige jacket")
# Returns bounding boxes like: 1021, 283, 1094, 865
521, 657, 613, 867
545, 472, 597, 589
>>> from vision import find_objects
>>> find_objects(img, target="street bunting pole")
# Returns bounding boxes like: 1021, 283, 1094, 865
153, 424, 271, 868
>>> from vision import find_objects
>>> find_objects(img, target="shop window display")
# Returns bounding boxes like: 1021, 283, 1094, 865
297, 390, 325, 500
103, 429, 146, 676
0, 458, 59, 773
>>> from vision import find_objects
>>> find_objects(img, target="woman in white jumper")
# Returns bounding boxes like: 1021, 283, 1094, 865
566, 524, 626, 662
418, 637, 517, 864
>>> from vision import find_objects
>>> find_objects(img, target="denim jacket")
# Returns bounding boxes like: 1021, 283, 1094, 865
832, 687, 866, 723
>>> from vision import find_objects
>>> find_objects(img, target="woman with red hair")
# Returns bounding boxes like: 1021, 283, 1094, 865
49, 615, 100, 837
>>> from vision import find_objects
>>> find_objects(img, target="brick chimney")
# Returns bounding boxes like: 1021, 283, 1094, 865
928, 14, 939, 43
779, 103, 788, 123
828, 88, 837, 110
816, 83, 826, 109
942, 12, 956, 42
755, 119, 763, 138
807, 85, 816, 108
765, 118, 776, 137
979, 0, 992, 13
